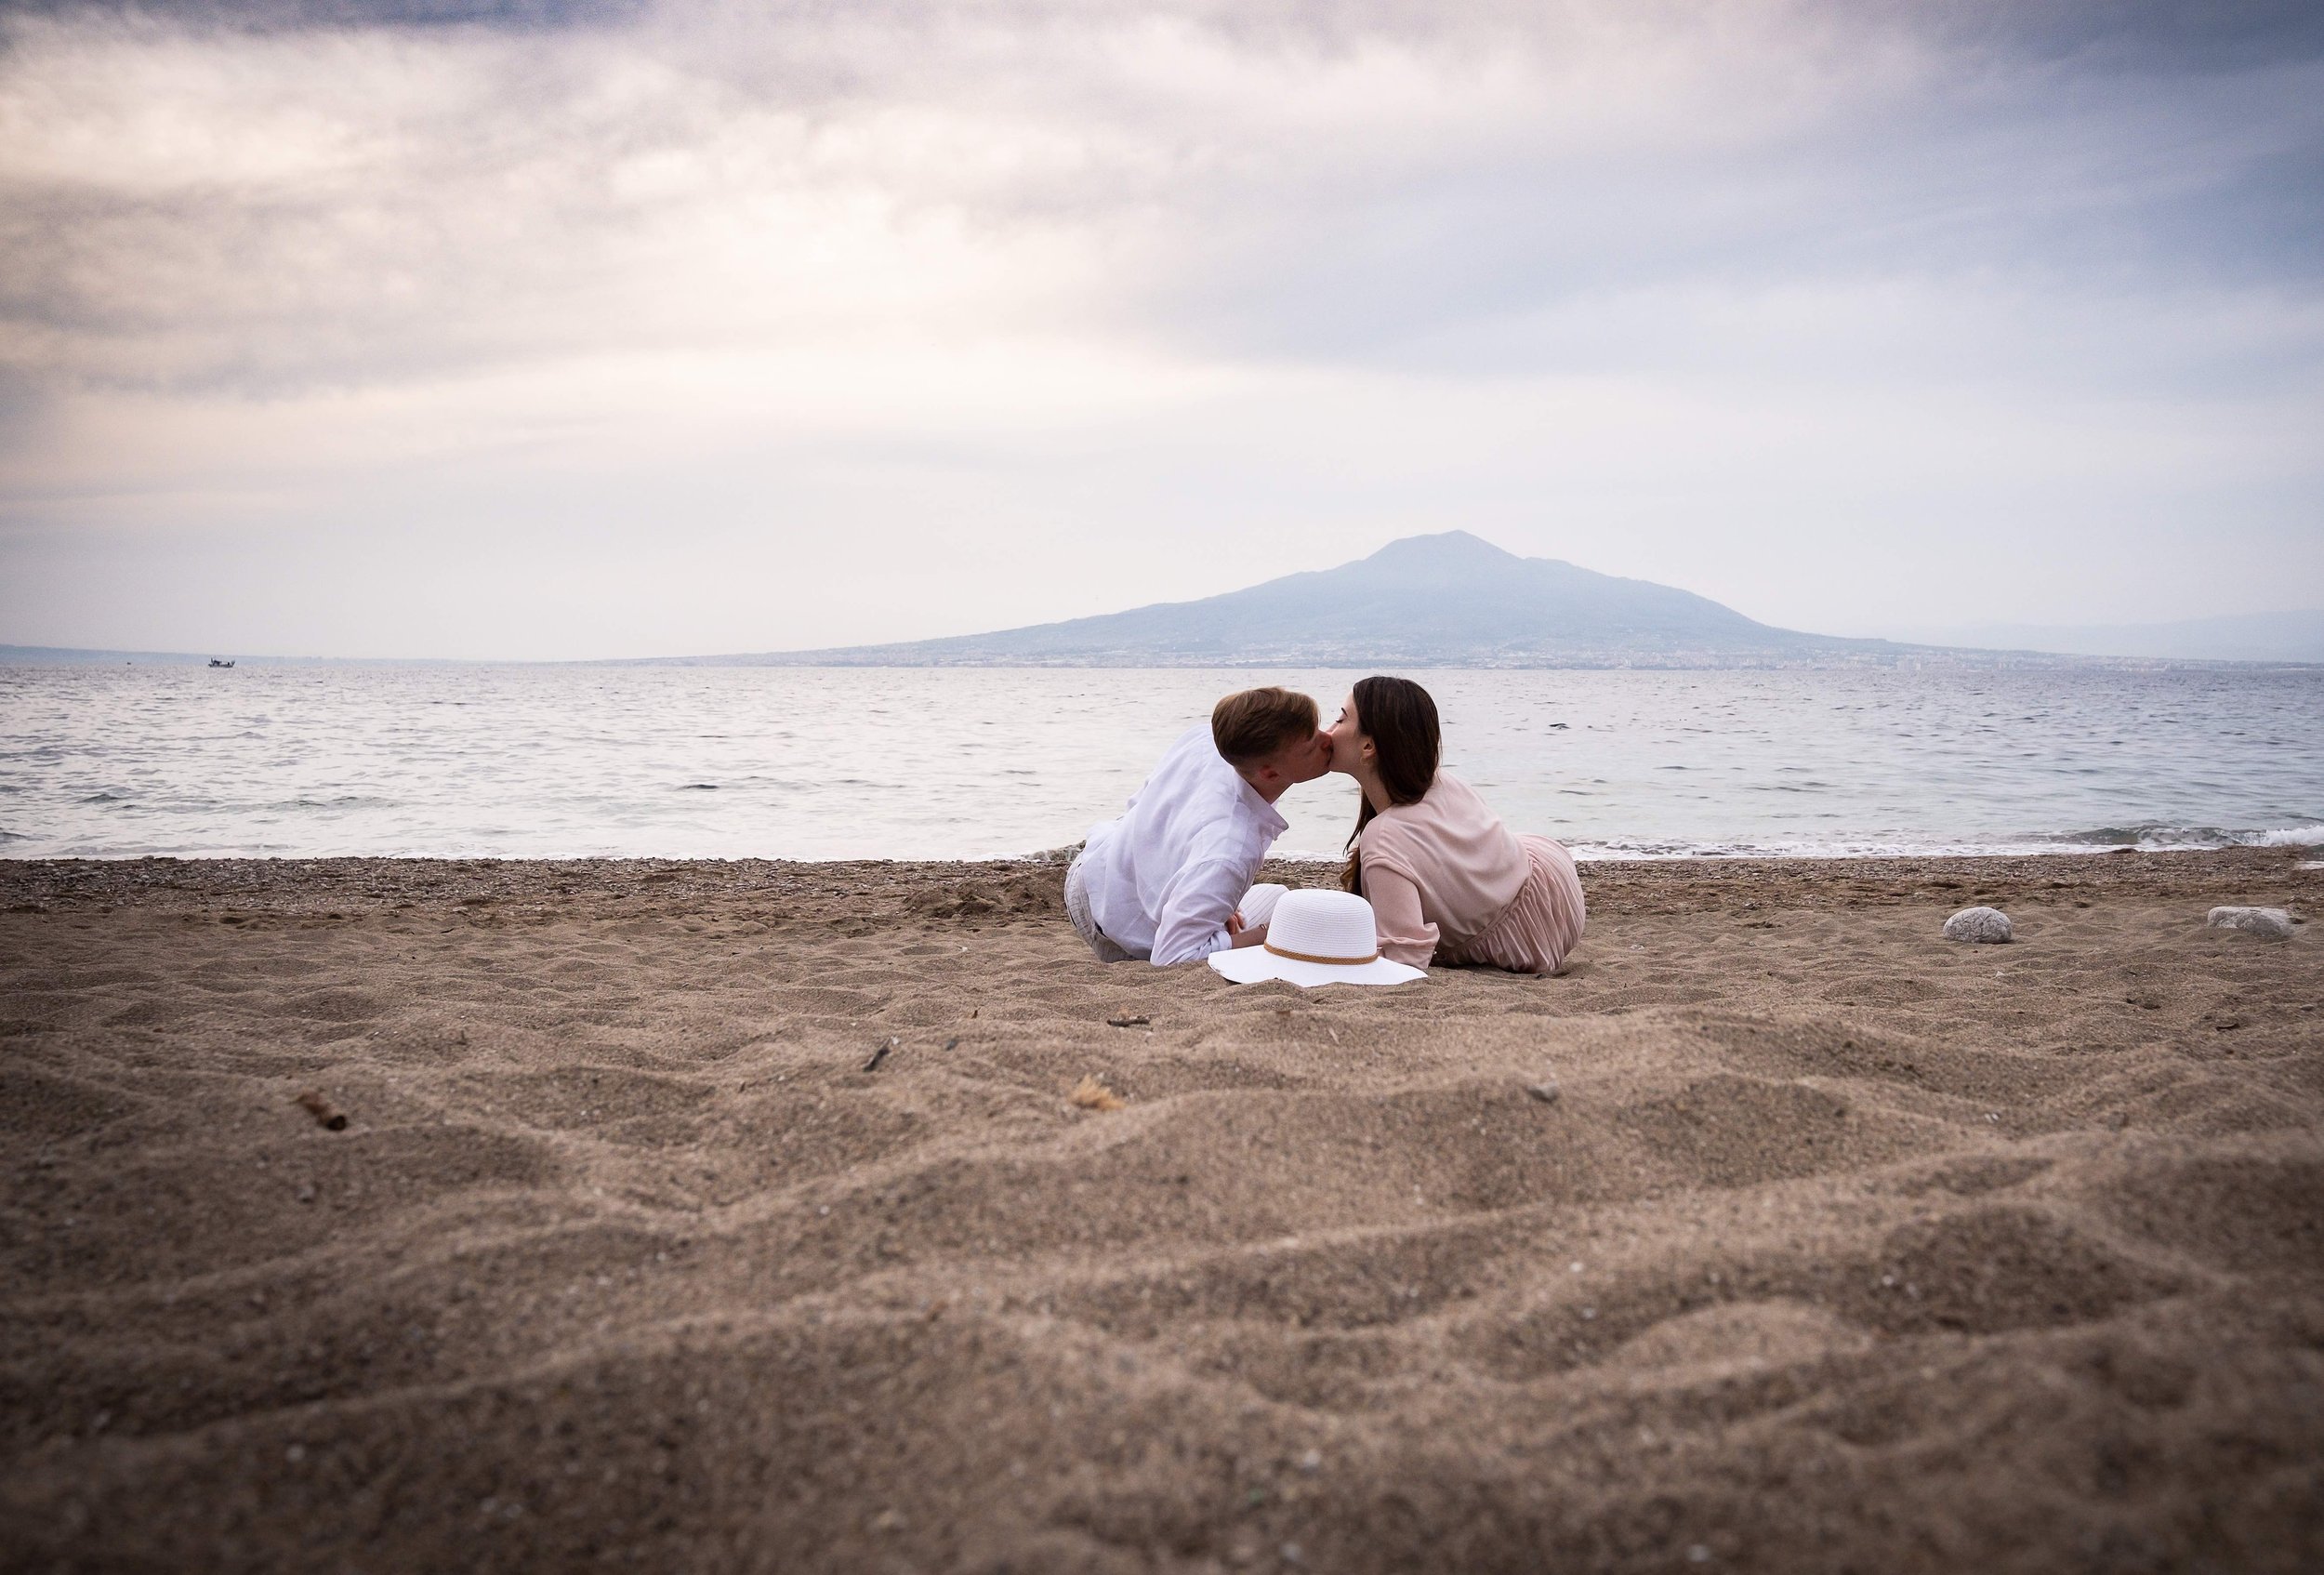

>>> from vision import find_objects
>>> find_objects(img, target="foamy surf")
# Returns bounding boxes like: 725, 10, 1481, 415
2056, 823, 2324, 853
1541, 822, 2324, 863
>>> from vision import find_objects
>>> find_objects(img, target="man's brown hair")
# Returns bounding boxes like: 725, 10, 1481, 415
1210, 686, 1320, 766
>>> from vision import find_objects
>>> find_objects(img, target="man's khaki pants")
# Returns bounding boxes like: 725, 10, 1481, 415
1063, 855, 1138, 962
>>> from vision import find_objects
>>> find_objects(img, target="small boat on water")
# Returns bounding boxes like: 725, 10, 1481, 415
208, 658, 235, 668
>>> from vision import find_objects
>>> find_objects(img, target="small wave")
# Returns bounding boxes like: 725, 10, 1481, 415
2056, 822, 2324, 852
1557, 839, 1959, 862
679, 783, 720, 790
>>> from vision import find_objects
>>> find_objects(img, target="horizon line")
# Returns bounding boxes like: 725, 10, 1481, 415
6, 642, 2320, 673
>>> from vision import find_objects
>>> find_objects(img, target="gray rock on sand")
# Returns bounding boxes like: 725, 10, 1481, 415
1944, 907, 2013, 944
2207, 906, 2294, 941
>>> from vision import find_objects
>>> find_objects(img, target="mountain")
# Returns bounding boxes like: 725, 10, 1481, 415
710, 532, 1895, 668
1905, 611, 2324, 665
15, 538, 2307, 669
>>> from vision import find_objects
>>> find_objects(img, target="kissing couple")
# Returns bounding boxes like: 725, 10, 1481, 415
1064, 679, 1586, 982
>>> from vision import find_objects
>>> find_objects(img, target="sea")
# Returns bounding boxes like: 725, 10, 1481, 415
2, 662, 2318, 864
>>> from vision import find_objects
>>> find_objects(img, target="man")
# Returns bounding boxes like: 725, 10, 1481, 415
1065, 686, 1333, 965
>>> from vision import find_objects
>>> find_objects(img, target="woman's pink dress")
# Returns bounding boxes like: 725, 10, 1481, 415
1355, 773, 1587, 974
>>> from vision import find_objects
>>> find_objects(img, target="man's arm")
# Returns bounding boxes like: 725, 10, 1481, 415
1224, 909, 1270, 949
1148, 856, 1252, 965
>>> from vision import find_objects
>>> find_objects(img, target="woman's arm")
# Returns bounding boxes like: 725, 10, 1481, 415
1363, 863, 1438, 969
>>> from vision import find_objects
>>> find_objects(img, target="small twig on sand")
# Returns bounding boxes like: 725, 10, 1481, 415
1105, 1014, 1150, 1028
864, 1037, 899, 1073
295, 1091, 349, 1131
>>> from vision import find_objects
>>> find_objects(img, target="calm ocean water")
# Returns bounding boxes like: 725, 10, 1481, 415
2, 662, 2318, 863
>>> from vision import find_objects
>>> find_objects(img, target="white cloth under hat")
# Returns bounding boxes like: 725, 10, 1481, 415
1207, 888, 1426, 988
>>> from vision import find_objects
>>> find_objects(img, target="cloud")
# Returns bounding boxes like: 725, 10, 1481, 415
7, 0, 643, 31
6, 1, 2316, 390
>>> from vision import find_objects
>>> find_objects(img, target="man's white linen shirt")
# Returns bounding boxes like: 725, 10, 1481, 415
1080, 724, 1287, 966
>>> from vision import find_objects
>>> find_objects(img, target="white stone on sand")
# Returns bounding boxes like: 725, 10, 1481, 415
1944, 907, 2013, 944
2207, 906, 2294, 940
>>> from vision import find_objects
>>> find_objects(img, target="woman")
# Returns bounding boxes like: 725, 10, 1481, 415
1328, 675, 1586, 974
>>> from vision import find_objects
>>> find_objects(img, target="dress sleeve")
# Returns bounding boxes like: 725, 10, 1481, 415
1360, 858, 1438, 969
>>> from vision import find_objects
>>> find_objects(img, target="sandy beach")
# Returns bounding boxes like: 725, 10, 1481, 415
4, 846, 2319, 1573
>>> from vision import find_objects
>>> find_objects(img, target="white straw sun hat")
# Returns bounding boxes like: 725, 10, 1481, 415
1208, 888, 1426, 987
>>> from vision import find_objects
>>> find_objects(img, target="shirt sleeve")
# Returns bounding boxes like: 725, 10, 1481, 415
1149, 855, 1246, 965
1361, 859, 1439, 968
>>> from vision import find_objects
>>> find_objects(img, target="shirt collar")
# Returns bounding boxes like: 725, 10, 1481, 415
1237, 772, 1288, 838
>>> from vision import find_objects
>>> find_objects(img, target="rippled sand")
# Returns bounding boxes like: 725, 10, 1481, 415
4, 849, 2320, 1572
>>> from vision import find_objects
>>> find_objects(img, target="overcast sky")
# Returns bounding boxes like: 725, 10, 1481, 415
2, 0, 2318, 658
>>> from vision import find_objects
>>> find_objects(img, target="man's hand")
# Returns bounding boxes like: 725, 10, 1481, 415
1225, 908, 1246, 936
1229, 921, 1270, 949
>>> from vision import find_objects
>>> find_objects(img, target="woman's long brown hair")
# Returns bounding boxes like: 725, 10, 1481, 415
1340, 675, 1442, 893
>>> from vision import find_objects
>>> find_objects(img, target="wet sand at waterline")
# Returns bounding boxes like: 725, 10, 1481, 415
4, 849, 2319, 1572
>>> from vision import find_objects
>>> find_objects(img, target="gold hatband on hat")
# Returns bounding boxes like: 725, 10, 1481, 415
1262, 941, 1380, 967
